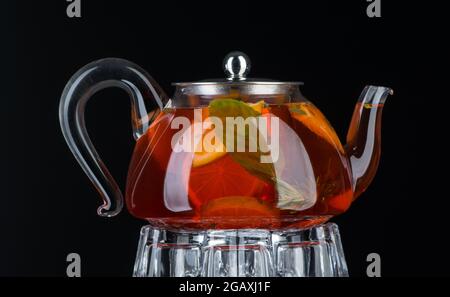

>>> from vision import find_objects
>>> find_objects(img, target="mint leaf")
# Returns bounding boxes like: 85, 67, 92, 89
208, 99, 306, 208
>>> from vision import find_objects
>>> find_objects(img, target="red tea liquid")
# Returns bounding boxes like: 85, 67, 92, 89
126, 102, 353, 230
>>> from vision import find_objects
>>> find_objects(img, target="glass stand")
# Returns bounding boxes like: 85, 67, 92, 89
133, 223, 348, 277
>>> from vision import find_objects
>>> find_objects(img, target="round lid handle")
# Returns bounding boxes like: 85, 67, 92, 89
223, 51, 251, 81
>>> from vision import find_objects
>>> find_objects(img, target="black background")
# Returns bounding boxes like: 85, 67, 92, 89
1, 0, 446, 276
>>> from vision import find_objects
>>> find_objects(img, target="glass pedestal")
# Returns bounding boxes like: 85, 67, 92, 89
133, 223, 348, 277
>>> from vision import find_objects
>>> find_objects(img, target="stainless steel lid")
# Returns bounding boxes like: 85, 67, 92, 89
172, 51, 303, 87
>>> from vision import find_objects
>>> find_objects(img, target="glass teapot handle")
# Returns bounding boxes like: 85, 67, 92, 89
59, 58, 168, 217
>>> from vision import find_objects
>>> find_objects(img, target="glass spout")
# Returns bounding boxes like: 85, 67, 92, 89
345, 86, 393, 200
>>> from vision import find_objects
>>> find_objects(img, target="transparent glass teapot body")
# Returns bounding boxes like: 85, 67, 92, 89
59, 53, 392, 230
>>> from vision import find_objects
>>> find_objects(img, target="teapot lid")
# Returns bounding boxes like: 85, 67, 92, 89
172, 51, 303, 87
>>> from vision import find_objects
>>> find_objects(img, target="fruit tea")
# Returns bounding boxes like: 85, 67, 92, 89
126, 99, 353, 230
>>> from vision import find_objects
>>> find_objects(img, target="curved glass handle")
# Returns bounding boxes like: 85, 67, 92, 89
59, 58, 168, 217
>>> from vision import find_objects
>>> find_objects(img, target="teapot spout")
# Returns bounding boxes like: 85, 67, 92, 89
346, 85, 393, 200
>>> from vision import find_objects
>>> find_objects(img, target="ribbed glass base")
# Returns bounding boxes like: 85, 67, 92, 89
133, 223, 348, 277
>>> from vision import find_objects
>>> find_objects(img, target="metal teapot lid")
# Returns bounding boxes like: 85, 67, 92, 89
172, 51, 303, 86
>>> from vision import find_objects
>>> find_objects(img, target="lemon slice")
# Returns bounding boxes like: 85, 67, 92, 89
192, 130, 227, 168
192, 100, 265, 168
248, 100, 265, 114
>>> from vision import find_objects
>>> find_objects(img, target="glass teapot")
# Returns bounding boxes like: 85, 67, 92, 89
59, 52, 392, 231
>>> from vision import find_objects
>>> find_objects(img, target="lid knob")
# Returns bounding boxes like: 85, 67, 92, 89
223, 51, 251, 81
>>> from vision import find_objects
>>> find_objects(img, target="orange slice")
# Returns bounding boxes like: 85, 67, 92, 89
200, 196, 279, 228
326, 189, 353, 212
201, 196, 276, 217
188, 155, 270, 208
192, 129, 227, 168
289, 102, 343, 151
201, 196, 278, 218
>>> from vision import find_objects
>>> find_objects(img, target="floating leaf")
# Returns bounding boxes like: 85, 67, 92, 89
208, 98, 306, 207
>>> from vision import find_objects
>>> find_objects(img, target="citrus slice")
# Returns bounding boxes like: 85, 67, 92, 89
326, 189, 353, 212
188, 154, 271, 208
192, 129, 227, 168
200, 196, 278, 228
289, 102, 344, 151
247, 100, 265, 114
201, 196, 277, 217
191, 100, 266, 168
